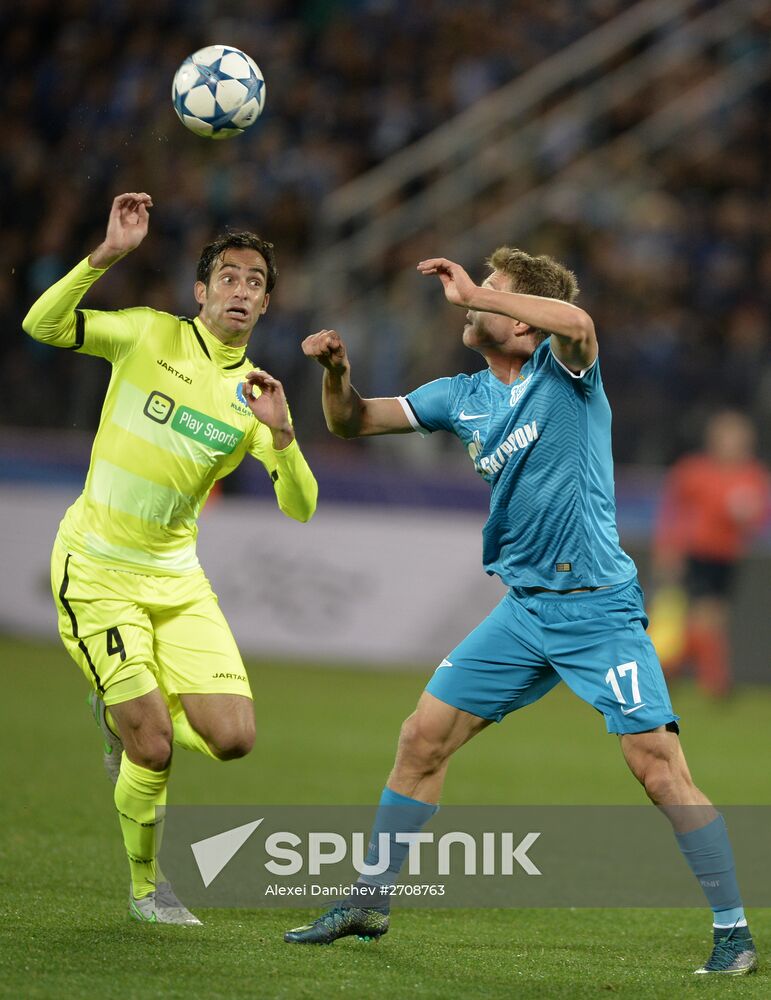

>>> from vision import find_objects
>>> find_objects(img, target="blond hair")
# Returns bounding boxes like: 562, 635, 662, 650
487, 247, 579, 342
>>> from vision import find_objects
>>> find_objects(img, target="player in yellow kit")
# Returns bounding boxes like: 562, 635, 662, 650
23, 192, 318, 924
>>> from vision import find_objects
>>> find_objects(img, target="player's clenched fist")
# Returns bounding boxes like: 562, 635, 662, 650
301, 329, 349, 373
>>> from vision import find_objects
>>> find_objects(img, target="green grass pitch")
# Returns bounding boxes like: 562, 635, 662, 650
0, 634, 767, 999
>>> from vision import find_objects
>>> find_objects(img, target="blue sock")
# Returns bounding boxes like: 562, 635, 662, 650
346, 787, 438, 910
674, 815, 746, 926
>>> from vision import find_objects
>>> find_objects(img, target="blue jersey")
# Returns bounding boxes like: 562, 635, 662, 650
400, 341, 636, 589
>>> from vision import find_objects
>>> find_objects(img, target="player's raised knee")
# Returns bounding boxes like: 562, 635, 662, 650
128, 735, 173, 772
209, 722, 255, 761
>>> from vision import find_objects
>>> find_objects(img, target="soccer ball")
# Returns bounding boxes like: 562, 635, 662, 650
172, 45, 266, 139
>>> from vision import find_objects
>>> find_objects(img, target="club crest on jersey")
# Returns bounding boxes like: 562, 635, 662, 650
232, 381, 252, 414
509, 373, 532, 407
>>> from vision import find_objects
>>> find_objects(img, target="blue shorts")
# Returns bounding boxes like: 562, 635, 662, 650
426, 577, 679, 735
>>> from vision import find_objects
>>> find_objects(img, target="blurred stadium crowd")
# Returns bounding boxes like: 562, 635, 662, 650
1, 0, 769, 467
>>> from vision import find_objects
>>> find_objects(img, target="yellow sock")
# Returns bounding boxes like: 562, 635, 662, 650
171, 708, 217, 759
114, 755, 169, 899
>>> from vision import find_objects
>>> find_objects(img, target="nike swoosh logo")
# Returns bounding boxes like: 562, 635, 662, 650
435, 659, 453, 669
458, 411, 489, 421
621, 703, 647, 716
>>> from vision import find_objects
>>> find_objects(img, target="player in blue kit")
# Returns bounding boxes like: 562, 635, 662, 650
286, 250, 757, 975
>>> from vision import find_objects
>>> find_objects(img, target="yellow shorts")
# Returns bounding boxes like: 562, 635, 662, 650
51, 540, 252, 708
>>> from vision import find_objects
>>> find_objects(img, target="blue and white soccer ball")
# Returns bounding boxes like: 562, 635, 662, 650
172, 45, 266, 139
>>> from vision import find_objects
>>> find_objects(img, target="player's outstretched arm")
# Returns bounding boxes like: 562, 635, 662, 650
417, 257, 597, 371
22, 193, 154, 350
89, 193, 153, 269
302, 329, 412, 437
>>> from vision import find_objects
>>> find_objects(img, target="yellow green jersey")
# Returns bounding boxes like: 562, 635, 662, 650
23, 258, 318, 575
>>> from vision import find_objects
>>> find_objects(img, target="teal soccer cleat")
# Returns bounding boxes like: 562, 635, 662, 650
284, 906, 389, 945
694, 924, 758, 975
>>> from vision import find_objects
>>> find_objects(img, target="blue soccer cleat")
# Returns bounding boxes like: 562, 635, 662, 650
284, 905, 389, 945
694, 924, 758, 975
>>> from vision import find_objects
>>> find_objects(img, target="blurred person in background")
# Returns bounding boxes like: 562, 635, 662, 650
652, 410, 769, 697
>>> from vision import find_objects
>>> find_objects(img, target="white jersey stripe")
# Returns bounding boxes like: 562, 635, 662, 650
397, 396, 430, 436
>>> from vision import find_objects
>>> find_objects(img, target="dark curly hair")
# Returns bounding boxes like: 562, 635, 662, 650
196, 232, 278, 292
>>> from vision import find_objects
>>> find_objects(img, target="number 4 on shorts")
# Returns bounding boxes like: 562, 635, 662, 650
605, 660, 641, 707
106, 626, 127, 662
